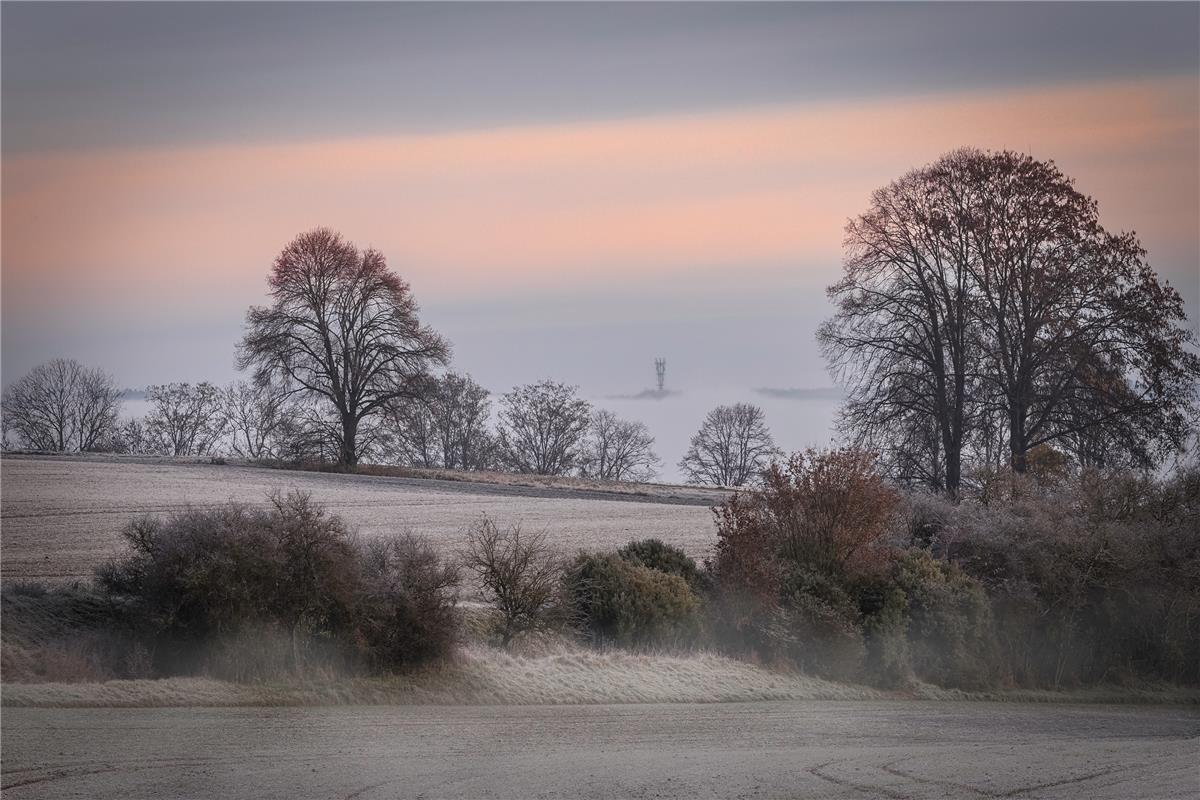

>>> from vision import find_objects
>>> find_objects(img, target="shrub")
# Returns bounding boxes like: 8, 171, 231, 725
97, 492, 360, 674
356, 532, 461, 669
461, 516, 565, 646
779, 566, 866, 679
565, 553, 701, 649
97, 492, 459, 677
768, 449, 899, 573
942, 467, 1200, 688
706, 448, 897, 664
705, 489, 787, 658
890, 551, 999, 689
860, 584, 911, 688
617, 539, 705, 590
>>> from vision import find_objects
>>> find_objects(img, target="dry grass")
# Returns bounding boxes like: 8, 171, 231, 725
5, 589, 1196, 708
2, 644, 884, 708
0, 582, 146, 683
8, 645, 1197, 709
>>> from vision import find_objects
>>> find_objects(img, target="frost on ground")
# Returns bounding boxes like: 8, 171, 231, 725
3, 702, 1198, 799
1, 644, 881, 708
0, 456, 717, 582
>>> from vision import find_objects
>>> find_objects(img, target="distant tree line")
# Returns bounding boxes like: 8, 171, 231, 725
3, 229, 789, 487
2, 355, 786, 488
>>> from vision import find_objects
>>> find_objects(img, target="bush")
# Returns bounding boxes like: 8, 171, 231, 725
938, 467, 1200, 688
565, 553, 701, 649
889, 551, 999, 689
356, 533, 461, 669
779, 566, 866, 678
97, 491, 459, 678
706, 448, 898, 667
617, 539, 705, 591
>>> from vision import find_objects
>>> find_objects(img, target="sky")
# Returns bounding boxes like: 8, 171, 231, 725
3, 2, 1198, 476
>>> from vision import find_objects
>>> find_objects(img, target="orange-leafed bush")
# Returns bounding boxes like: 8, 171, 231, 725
706, 449, 900, 667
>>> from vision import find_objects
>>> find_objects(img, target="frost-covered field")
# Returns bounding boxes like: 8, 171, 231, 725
0, 457, 718, 582
4, 701, 1197, 799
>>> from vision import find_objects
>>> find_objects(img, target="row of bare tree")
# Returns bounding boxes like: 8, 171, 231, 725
2, 357, 784, 487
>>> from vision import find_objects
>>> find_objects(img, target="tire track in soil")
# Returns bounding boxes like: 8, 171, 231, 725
807, 759, 912, 799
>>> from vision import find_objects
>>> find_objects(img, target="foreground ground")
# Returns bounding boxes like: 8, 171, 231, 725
3, 701, 1197, 799
0, 456, 719, 582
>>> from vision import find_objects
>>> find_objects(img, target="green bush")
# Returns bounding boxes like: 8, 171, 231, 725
860, 585, 912, 688
890, 551, 999, 689
565, 553, 702, 649
779, 566, 866, 678
617, 539, 706, 591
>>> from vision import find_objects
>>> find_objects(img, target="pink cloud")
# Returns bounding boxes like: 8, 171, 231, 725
3, 76, 1196, 310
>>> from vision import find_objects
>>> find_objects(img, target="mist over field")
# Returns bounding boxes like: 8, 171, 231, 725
116, 385, 838, 485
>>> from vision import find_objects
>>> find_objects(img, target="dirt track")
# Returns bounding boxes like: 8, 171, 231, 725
0, 457, 716, 581
2, 701, 1196, 799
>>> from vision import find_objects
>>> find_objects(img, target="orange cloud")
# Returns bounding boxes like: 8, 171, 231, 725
3, 75, 1196, 310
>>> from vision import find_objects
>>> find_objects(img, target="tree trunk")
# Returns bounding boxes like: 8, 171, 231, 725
1009, 410, 1028, 473
340, 414, 358, 468
945, 445, 961, 502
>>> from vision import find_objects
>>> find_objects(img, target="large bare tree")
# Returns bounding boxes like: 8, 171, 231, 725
1, 359, 122, 452
497, 380, 591, 475
819, 151, 979, 497
237, 228, 449, 467
579, 409, 659, 482
678, 403, 779, 487
961, 151, 1199, 472
821, 149, 1200, 489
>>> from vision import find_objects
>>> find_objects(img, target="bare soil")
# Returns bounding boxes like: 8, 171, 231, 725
2, 701, 1196, 799
0, 456, 718, 582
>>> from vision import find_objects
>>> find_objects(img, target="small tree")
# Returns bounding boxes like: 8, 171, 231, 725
1, 359, 122, 452
111, 418, 154, 455
145, 382, 225, 456
383, 392, 440, 468
237, 228, 450, 467
461, 516, 565, 646
679, 403, 779, 486
384, 373, 495, 471
497, 380, 592, 475
220, 381, 295, 460
579, 409, 659, 482
433, 373, 495, 471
